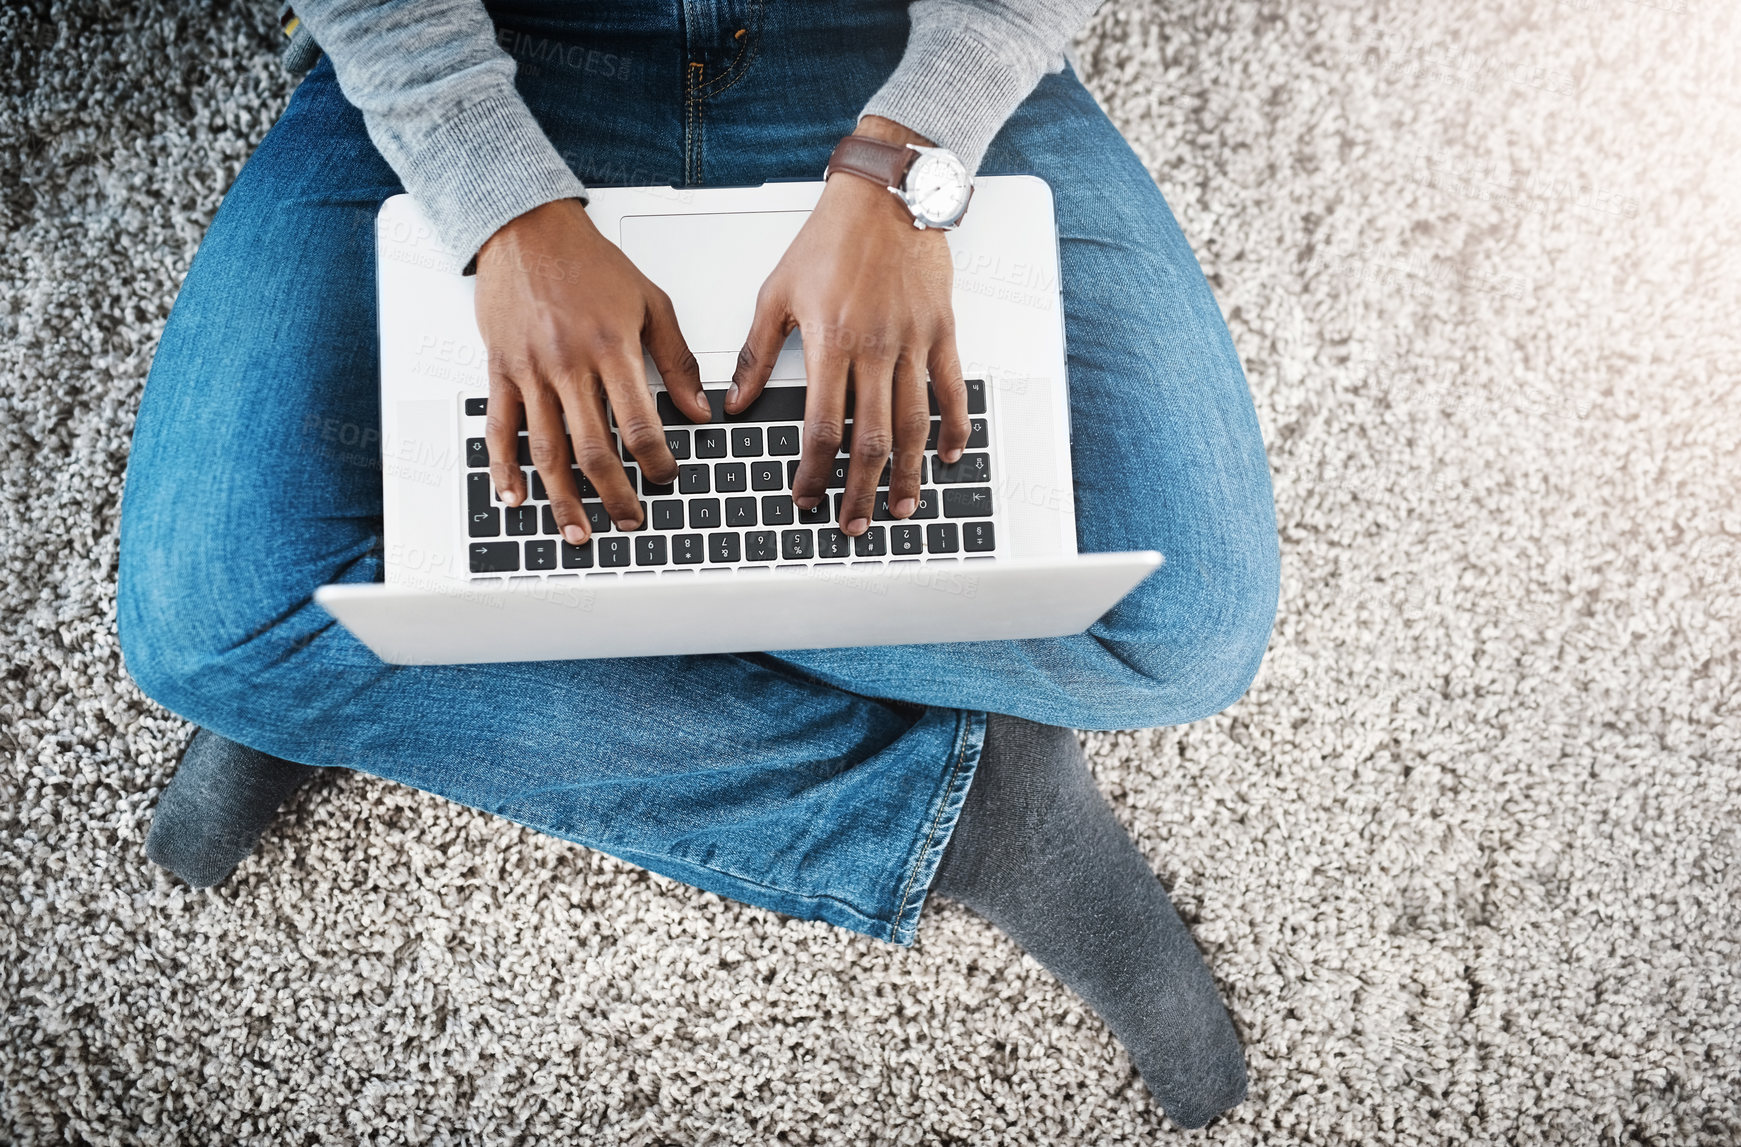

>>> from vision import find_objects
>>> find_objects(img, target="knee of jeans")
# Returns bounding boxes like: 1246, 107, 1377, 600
1084, 544, 1279, 728
116, 527, 264, 728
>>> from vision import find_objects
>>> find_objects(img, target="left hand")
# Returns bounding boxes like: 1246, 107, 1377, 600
730, 116, 971, 537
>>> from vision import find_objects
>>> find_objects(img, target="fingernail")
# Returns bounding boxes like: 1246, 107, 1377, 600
614, 518, 640, 532
846, 518, 868, 535
944, 449, 962, 464
696, 391, 712, 415
499, 489, 520, 506
795, 497, 818, 510
726, 382, 739, 405
894, 497, 916, 518
564, 525, 588, 545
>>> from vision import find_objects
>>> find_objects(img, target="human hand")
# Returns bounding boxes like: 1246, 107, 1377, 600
473, 197, 710, 540
730, 117, 971, 537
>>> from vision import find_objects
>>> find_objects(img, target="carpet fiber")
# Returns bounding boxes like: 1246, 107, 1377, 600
3, 0, 1738, 1142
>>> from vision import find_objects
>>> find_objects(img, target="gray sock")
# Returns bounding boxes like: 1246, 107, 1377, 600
145, 729, 321, 889
933, 714, 1248, 1128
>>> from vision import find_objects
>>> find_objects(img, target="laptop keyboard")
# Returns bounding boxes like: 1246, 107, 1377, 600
460, 383, 998, 580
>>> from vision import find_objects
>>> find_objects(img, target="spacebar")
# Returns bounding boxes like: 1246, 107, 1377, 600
656, 386, 807, 426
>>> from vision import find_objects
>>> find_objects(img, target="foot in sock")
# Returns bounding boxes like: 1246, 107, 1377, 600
145, 729, 322, 889
932, 714, 1248, 1128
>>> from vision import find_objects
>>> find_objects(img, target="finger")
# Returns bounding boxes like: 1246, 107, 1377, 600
523, 394, 591, 547
886, 348, 928, 519
928, 328, 970, 465
486, 370, 528, 506
644, 287, 711, 424
559, 368, 643, 531
730, 279, 793, 414
790, 331, 849, 513
600, 348, 678, 486
840, 352, 894, 537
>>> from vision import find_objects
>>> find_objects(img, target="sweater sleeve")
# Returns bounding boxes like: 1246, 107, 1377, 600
291, 0, 587, 266
860, 0, 1104, 173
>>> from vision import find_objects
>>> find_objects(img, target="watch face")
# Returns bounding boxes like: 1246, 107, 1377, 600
905, 150, 970, 226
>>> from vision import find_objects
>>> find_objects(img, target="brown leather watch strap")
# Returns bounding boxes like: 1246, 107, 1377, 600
825, 135, 916, 191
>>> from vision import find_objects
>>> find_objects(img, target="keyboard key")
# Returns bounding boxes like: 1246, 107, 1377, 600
583, 503, 612, 533
561, 540, 594, 568
781, 529, 814, 560
725, 497, 757, 527
788, 459, 802, 487
826, 459, 849, 488
655, 386, 807, 425
466, 438, 489, 468
931, 452, 991, 484
715, 462, 748, 492
817, 528, 850, 558
732, 427, 763, 456
598, 537, 631, 567
890, 525, 923, 556
913, 489, 940, 519
541, 506, 561, 535
467, 472, 492, 513
761, 495, 794, 525
622, 465, 639, 491
798, 500, 831, 525
708, 532, 741, 563
966, 379, 987, 414
925, 421, 939, 450
767, 425, 800, 455
665, 429, 691, 459
751, 461, 783, 490
963, 521, 996, 552
530, 470, 548, 501
943, 487, 994, 518
967, 418, 989, 449
468, 507, 500, 538
572, 468, 597, 498
745, 530, 777, 562
678, 464, 710, 494
506, 506, 538, 536
926, 523, 959, 553
651, 499, 685, 530
872, 492, 894, 521
624, 500, 649, 531
853, 527, 887, 557
469, 542, 518, 573
525, 540, 557, 570
642, 474, 675, 496
636, 535, 668, 566
688, 498, 721, 529
673, 533, 704, 564
515, 435, 532, 465
695, 428, 728, 457
464, 397, 488, 417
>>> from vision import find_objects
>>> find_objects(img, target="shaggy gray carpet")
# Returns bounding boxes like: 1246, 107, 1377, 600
3, 0, 1738, 1142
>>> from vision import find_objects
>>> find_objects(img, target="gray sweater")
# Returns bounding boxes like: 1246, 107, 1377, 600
291, 0, 1101, 262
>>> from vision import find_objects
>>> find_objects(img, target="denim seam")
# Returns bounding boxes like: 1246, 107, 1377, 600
684, 62, 701, 185
888, 708, 982, 945
494, 811, 901, 938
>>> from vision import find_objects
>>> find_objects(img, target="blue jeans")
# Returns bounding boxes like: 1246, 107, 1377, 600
117, 0, 1279, 945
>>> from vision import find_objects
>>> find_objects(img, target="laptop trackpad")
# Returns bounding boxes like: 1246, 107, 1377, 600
620, 210, 811, 356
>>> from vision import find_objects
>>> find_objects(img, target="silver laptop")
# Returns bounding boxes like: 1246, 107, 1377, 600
315, 179, 1160, 663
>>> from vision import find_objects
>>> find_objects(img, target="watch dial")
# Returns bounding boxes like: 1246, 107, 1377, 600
907, 151, 969, 225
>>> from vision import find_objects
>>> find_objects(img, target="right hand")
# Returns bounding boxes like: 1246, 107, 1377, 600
473, 197, 709, 541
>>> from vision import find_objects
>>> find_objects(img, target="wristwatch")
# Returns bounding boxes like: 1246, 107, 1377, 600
825, 134, 974, 230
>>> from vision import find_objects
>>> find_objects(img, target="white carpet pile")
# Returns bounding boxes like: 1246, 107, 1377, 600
2, 0, 1737, 1142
